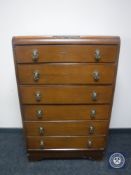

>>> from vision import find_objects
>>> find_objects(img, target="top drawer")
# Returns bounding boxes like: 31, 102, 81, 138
14, 45, 118, 63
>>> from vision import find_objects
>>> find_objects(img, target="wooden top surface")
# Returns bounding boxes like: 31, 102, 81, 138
12, 35, 120, 45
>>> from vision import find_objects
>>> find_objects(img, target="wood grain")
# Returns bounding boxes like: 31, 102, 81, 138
24, 120, 108, 136
20, 85, 113, 104
18, 63, 116, 84
15, 45, 118, 63
27, 136, 106, 149
23, 105, 110, 121
12, 35, 120, 45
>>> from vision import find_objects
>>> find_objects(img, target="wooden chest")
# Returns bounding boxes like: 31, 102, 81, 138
12, 36, 120, 160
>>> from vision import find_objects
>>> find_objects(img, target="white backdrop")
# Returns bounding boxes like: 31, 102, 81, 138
0, 0, 131, 128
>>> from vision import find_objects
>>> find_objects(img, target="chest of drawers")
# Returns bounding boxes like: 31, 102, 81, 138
12, 36, 120, 161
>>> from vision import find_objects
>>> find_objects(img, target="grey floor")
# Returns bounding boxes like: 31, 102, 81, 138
0, 130, 131, 175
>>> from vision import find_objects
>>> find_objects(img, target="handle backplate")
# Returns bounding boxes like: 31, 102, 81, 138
32, 49, 39, 61
95, 49, 101, 61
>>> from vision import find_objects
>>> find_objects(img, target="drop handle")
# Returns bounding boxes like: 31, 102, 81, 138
95, 49, 101, 61
33, 71, 40, 81
88, 125, 95, 134
32, 49, 39, 61
36, 109, 43, 119
40, 140, 44, 148
90, 109, 96, 119
87, 140, 92, 148
39, 127, 44, 135
35, 91, 41, 101
92, 71, 100, 81
92, 91, 97, 101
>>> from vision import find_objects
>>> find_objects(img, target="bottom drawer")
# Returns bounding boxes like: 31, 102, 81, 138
27, 136, 106, 150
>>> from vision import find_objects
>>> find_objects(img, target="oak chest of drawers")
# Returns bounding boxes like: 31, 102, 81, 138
12, 36, 120, 161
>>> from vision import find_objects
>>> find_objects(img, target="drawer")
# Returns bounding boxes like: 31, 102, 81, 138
23, 105, 110, 121
27, 136, 106, 149
18, 63, 116, 85
15, 45, 118, 63
24, 121, 108, 136
20, 85, 113, 104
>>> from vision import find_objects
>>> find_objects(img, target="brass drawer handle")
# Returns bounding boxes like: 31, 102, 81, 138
92, 91, 97, 101
36, 109, 43, 119
90, 109, 96, 119
39, 127, 44, 135
33, 71, 40, 81
87, 140, 92, 148
32, 49, 39, 61
89, 125, 95, 134
40, 139, 44, 149
35, 91, 41, 101
92, 71, 100, 81
95, 49, 101, 61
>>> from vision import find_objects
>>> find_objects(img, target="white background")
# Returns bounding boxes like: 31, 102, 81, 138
0, 0, 131, 128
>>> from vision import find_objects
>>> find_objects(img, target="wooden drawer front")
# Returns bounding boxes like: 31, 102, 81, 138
18, 64, 115, 85
23, 105, 110, 121
27, 136, 106, 149
20, 85, 113, 104
15, 45, 118, 63
24, 121, 108, 136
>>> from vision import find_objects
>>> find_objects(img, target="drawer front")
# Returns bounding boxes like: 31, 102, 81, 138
18, 64, 116, 85
24, 121, 108, 136
27, 136, 106, 149
20, 85, 113, 104
23, 105, 110, 121
15, 45, 118, 63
